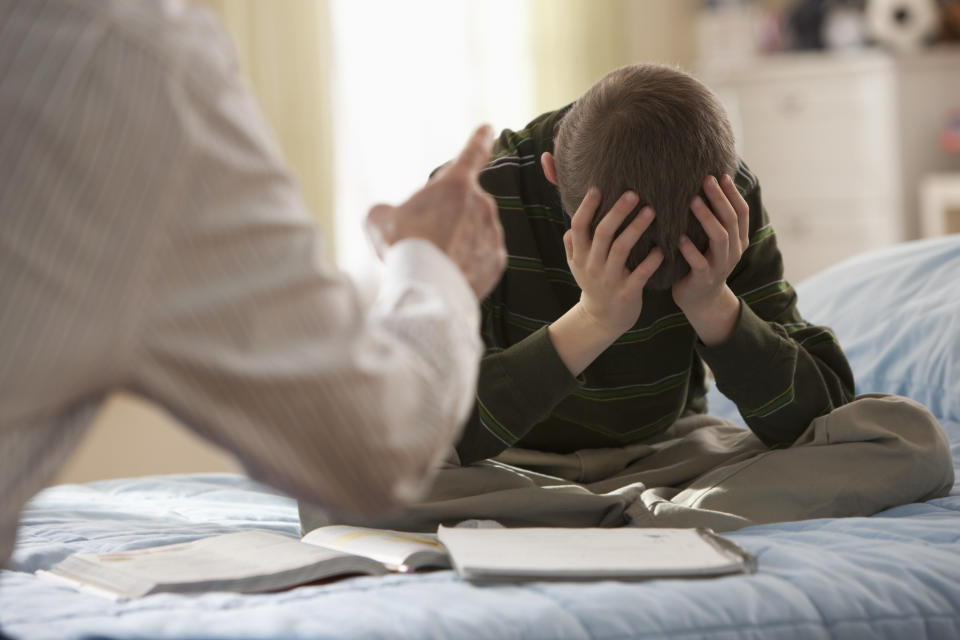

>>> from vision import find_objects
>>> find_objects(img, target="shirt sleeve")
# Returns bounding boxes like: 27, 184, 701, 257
126, 7, 482, 515
696, 162, 855, 446
454, 325, 581, 464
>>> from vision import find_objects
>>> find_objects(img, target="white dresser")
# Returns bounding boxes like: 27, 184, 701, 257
699, 48, 960, 282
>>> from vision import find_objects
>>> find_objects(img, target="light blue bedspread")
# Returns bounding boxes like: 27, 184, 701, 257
3, 235, 959, 640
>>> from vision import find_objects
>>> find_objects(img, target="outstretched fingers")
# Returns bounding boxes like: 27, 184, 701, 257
605, 206, 654, 279
627, 245, 665, 289
563, 229, 575, 263
678, 234, 709, 273
587, 190, 639, 274
720, 173, 750, 249
690, 193, 728, 261
569, 187, 601, 264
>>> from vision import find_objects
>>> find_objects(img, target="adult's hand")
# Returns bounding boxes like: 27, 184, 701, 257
365, 125, 506, 300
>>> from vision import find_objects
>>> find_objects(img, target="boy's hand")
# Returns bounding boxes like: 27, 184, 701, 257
564, 188, 664, 339
671, 174, 749, 346
547, 188, 663, 376
365, 125, 507, 300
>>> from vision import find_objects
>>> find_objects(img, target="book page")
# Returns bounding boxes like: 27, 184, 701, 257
437, 527, 751, 580
39, 530, 384, 599
302, 525, 448, 571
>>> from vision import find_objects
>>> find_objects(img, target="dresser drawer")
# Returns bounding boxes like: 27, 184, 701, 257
734, 72, 898, 199
763, 195, 902, 282
700, 49, 960, 249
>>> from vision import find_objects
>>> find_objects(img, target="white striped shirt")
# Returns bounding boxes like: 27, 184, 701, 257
0, 0, 482, 566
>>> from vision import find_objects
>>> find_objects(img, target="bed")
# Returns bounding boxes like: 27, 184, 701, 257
2, 234, 959, 640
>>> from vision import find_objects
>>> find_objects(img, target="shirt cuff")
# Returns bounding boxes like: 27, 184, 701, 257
382, 238, 479, 335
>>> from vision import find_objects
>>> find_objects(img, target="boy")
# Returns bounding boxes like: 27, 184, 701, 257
301, 64, 953, 533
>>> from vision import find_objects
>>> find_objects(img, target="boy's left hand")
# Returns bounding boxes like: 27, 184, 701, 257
672, 174, 750, 346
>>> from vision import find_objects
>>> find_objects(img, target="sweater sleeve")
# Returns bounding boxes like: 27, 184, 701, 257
455, 317, 581, 464
696, 162, 855, 447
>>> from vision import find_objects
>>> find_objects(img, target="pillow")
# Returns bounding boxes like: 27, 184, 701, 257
707, 234, 960, 425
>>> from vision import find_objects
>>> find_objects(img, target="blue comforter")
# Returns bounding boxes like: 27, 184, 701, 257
2, 235, 959, 640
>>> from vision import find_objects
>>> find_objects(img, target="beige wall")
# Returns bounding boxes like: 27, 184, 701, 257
55, 394, 238, 484
528, 0, 699, 112
192, 0, 336, 256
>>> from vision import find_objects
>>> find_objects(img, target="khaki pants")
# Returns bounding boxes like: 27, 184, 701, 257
299, 394, 955, 533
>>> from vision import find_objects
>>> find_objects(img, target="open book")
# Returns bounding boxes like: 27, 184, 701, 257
436, 526, 756, 582
37, 526, 448, 601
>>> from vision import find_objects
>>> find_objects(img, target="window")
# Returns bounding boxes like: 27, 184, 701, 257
329, 0, 534, 287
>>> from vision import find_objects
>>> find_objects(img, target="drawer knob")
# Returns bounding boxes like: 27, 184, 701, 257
778, 93, 804, 116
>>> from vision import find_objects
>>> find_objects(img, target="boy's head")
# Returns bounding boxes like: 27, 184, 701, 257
548, 63, 737, 290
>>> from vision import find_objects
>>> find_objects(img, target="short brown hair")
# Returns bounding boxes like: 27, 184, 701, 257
553, 63, 737, 290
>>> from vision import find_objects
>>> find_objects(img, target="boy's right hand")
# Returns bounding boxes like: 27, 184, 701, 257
365, 125, 507, 300
564, 188, 664, 339
547, 189, 662, 376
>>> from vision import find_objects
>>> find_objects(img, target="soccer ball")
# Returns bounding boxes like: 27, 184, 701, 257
865, 0, 939, 51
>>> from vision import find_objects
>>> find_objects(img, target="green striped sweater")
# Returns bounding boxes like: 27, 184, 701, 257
454, 107, 855, 464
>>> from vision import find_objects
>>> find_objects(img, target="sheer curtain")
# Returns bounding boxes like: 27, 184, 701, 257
327, 0, 534, 286
192, 0, 336, 255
